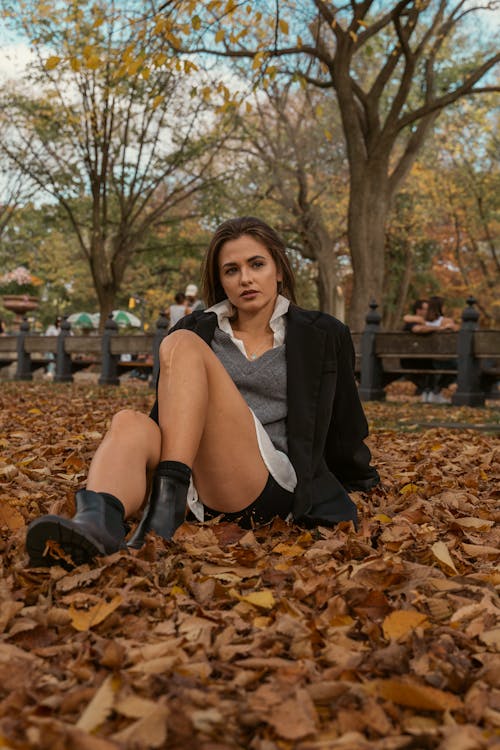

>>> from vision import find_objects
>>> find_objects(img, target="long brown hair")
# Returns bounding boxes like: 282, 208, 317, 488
200, 217, 297, 307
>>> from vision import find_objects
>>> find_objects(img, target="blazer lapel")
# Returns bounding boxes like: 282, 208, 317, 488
192, 311, 217, 344
286, 306, 327, 484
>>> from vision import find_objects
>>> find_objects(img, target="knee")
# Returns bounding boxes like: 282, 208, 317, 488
107, 409, 160, 444
159, 329, 202, 366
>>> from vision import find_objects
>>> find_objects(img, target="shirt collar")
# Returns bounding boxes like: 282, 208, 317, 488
204, 294, 290, 351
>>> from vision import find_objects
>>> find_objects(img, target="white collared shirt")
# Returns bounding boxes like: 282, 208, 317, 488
204, 294, 290, 359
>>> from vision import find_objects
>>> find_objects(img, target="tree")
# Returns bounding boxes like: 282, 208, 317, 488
223, 83, 350, 318
0, 0, 224, 325
156, 0, 500, 329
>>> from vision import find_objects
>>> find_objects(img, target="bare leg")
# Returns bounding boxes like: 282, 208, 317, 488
157, 330, 268, 512
86, 410, 161, 517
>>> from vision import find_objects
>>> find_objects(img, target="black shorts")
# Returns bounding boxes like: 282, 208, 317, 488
201, 474, 294, 529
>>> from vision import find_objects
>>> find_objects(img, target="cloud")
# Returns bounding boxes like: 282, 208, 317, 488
0, 43, 35, 84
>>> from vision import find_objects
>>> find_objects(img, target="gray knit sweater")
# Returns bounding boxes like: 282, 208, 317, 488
211, 327, 288, 454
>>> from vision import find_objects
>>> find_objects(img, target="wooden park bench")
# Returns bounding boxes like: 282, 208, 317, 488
352, 298, 499, 406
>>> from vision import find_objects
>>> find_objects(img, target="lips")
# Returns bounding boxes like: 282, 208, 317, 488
240, 290, 258, 298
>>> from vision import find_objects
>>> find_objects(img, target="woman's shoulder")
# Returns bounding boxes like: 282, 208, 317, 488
288, 305, 349, 335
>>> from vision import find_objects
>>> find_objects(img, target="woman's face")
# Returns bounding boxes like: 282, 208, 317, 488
218, 235, 282, 316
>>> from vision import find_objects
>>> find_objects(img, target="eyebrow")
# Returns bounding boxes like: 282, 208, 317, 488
221, 254, 266, 269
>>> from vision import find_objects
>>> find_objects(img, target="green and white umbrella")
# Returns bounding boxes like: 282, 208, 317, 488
67, 312, 98, 329
92, 310, 142, 328
113, 309, 141, 328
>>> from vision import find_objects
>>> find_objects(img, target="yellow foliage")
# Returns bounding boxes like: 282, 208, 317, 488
45, 55, 61, 71
153, 52, 167, 67
152, 94, 164, 109
184, 60, 199, 74
279, 18, 289, 35
85, 55, 101, 70
69, 57, 81, 72
349, 30, 358, 42
191, 14, 201, 30
215, 29, 225, 43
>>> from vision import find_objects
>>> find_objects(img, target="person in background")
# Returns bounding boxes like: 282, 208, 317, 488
45, 316, 62, 378
26, 216, 379, 569
403, 297, 458, 403
185, 283, 205, 313
401, 299, 434, 400
168, 292, 188, 330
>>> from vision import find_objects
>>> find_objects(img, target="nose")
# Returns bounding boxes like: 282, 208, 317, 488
240, 266, 253, 285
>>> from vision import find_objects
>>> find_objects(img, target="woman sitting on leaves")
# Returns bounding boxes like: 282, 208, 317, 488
26, 217, 379, 568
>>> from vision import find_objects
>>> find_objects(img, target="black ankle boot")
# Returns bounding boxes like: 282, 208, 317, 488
127, 474, 188, 549
26, 490, 127, 569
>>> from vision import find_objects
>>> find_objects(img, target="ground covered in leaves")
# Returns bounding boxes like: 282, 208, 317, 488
0, 382, 499, 750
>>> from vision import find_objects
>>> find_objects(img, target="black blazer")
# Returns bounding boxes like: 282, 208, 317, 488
150, 304, 380, 527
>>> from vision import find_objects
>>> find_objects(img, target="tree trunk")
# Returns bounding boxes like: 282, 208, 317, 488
316, 252, 345, 321
347, 163, 390, 332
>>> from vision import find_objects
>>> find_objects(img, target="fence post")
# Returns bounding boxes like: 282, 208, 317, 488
358, 300, 385, 402
452, 296, 484, 407
150, 311, 169, 389
54, 316, 73, 383
98, 314, 119, 386
15, 318, 32, 381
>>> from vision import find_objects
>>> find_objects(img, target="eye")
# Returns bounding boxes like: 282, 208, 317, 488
224, 267, 238, 275
252, 260, 264, 268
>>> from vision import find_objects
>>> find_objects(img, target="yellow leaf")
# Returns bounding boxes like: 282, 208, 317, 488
296, 35, 303, 47
279, 19, 289, 35
152, 94, 164, 109
366, 679, 462, 711
252, 52, 264, 70
254, 616, 272, 628
238, 590, 276, 609
69, 594, 123, 631
273, 542, 304, 557
191, 14, 201, 30
349, 30, 358, 42
69, 57, 81, 72
400, 483, 419, 495
85, 55, 101, 70
170, 585, 186, 596
431, 541, 458, 575
45, 56, 61, 70
330, 615, 355, 627
153, 52, 167, 67
215, 29, 225, 43
373, 513, 393, 524
28, 408, 42, 415
76, 674, 119, 731
382, 610, 428, 640
245, 101, 252, 113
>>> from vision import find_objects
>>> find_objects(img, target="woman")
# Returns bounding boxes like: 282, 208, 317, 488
26, 217, 379, 568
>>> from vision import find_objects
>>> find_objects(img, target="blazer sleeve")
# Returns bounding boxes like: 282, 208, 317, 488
325, 323, 380, 491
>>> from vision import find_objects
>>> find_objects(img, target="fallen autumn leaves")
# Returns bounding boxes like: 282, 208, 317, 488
0, 382, 499, 750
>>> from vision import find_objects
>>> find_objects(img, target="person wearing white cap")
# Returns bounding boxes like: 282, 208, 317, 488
185, 283, 204, 312
26, 217, 379, 568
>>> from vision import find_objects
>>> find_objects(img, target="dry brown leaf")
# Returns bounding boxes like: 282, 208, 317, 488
382, 609, 428, 640
76, 674, 119, 731
0, 502, 25, 530
69, 594, 123, 631
431, 541, 459, 574
366, 678, 462, 711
